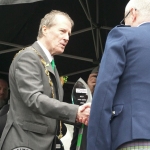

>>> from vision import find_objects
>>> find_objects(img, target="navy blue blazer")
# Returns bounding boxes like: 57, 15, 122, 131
87, 23, 150, 150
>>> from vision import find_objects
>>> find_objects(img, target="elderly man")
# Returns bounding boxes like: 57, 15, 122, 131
87, 0, 150, 150
0, 79, 8, 110
0, 10, 90, 150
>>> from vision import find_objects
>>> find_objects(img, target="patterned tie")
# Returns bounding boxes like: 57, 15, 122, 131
51, 59, 55, 70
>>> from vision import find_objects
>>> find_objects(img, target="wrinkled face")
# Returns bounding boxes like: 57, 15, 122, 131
43, 15, 72, 55
0, 79, 8, 101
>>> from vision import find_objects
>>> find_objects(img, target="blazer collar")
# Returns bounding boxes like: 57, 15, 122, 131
31, 41, 55, 75
138, 22, 150, 27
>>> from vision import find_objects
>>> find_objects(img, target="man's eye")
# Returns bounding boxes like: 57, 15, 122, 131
60, 30, 65, 33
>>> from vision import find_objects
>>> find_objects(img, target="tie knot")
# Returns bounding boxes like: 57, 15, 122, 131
51, 60, 55, 70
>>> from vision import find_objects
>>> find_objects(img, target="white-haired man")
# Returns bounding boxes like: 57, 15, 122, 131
87, 0, 150, 149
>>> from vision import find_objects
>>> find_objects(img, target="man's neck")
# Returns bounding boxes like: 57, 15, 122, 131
37, 40, 53, 63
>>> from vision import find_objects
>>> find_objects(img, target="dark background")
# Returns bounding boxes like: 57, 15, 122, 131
0, 0, 129, 103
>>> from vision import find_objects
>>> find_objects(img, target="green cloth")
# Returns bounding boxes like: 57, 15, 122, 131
51, 59, 55, 70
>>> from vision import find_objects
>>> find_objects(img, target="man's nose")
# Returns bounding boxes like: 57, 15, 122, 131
64, 33, 69, 41
0, 88, 5, 94
0, 89, 4, 94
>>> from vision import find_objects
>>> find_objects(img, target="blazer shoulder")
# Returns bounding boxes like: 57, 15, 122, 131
109, 25, 133, 39
14, 46, 37, 58
12, 46, 40, 66
112, 25, 131, 32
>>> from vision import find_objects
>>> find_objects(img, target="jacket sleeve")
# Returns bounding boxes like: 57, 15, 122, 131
14, 49, 79, 123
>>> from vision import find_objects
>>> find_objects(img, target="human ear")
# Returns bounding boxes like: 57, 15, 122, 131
130, 8, 138, 23
42, 25, 47, 36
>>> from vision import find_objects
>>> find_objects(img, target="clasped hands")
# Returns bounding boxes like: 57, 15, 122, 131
76, 102, 91, 126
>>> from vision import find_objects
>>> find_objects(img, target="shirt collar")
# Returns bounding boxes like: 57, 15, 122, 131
37, 40, 53, 62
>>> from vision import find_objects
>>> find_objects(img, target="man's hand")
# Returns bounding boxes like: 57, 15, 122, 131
76, 103, 91, 125
87, 73, 97, 93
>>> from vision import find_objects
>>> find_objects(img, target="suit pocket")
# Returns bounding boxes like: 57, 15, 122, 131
111, 104, 124, 119
22, 121, 48, 134
0, 122, 13, 149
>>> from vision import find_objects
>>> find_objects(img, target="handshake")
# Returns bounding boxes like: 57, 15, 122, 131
76, 103, 91, 126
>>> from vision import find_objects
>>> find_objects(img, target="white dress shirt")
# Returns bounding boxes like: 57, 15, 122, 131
37, 40, 54, 63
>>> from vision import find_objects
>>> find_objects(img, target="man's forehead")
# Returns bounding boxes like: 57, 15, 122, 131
54, 14, 71, 25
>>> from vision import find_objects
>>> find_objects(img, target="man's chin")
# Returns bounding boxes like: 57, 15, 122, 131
57, 49, 65, 55
60, 47, 65, 52
0, 98, 4, 101
53, 47, 65, 55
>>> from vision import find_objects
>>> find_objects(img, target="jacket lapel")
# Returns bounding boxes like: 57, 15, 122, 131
31, 42, 63, 100
54, 68, 63, 101
32, 42, 55, 75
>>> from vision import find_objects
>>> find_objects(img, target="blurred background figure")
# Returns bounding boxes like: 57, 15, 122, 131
70, 66, 99, 150
0, 79, 9, 110
0, 78, 9, 139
